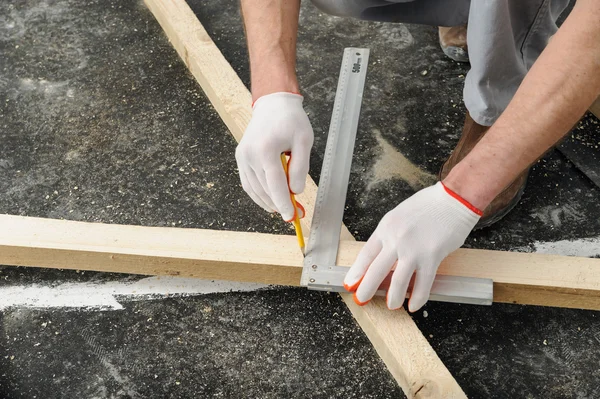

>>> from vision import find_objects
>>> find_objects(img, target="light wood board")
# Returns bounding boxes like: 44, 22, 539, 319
142, 0, 466, 396
3, 214, 600, 310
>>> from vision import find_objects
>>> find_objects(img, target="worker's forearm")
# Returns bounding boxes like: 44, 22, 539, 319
240, 0, 301, 102
444, 0, 600, 209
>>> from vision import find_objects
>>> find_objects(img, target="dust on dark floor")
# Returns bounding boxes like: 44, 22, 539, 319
0, 290, 401, 399
0, 0, 279, 232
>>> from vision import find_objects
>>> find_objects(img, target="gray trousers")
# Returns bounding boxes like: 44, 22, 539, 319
310, 0, 570, 126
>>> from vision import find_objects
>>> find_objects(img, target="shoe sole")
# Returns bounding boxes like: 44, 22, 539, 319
474, 174, 529, 230
442, 46, 469, 63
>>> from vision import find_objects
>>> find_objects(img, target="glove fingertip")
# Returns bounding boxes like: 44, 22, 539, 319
295, 203, 305, 219
354, 281, 378, 306
343, 276, 363, 293
386, 291, 403, 311
276, 195, 295, 222
282, 212, 295, 223
408, 298, 426, 313
287, 149, 309, 195
289, 178, 306, 196
353, 292, 371, 307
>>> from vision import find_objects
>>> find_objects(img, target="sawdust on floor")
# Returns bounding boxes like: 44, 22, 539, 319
367, 129, 437, 191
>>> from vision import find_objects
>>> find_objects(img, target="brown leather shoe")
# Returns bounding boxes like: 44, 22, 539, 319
438, 26, 469, 63
439, 113, 529, 229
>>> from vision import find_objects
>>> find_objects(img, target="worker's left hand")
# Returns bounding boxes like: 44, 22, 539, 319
343, 182, 481, 312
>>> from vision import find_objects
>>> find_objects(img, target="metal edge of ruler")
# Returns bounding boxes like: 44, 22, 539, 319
301, 47, 370, 287
307, 265, 494, 306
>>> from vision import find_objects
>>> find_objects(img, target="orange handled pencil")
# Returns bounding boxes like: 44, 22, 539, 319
280, 153, 305, 255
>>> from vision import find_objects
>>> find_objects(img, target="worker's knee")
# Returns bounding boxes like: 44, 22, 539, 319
310, 0, 367, 18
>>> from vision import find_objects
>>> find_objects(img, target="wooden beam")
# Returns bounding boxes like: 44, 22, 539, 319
440, 248, 600, 310
3, 214, 600, 310
1, 214, 302, 285
143, 0, 466, 397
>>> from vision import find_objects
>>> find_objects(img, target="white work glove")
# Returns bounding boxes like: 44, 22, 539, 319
236, 92, 314, 222
343, 182, 481, 312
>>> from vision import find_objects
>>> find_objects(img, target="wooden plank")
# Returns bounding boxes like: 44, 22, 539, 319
3, 214, 600, 310
0, 214, 302, 285
440, 248, 600, 310
589, 96, 600, 119
143, 0, 466, 397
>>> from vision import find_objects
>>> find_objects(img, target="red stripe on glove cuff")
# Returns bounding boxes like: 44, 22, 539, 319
441, 182, 484, 216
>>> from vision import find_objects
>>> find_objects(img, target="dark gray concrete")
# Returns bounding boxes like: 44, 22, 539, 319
0, 290, 402, 399
0, 0, 599, 398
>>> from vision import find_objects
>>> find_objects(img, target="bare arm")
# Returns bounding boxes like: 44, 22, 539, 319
240, 0, 301, 102
444, 0, 600, 209
236, 0, 313, 222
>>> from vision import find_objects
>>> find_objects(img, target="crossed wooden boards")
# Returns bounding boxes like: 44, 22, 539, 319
2, 1, 599, 398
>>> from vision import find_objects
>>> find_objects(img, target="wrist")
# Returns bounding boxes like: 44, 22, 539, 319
250, 59, 300, 103
439, 181, 483, 216
252, 91, 304, 110
251, 80, 300, 103
442, 161, 497, 211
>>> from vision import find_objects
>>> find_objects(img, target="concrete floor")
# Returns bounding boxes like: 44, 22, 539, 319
1, 0, 599, 397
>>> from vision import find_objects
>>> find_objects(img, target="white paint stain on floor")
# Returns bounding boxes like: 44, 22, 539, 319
527, 236, 600, 258
529, 203, 586, 228
0, 276, 268, 311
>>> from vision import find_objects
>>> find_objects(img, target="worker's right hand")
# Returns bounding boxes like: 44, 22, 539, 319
236, 92, 314, 221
